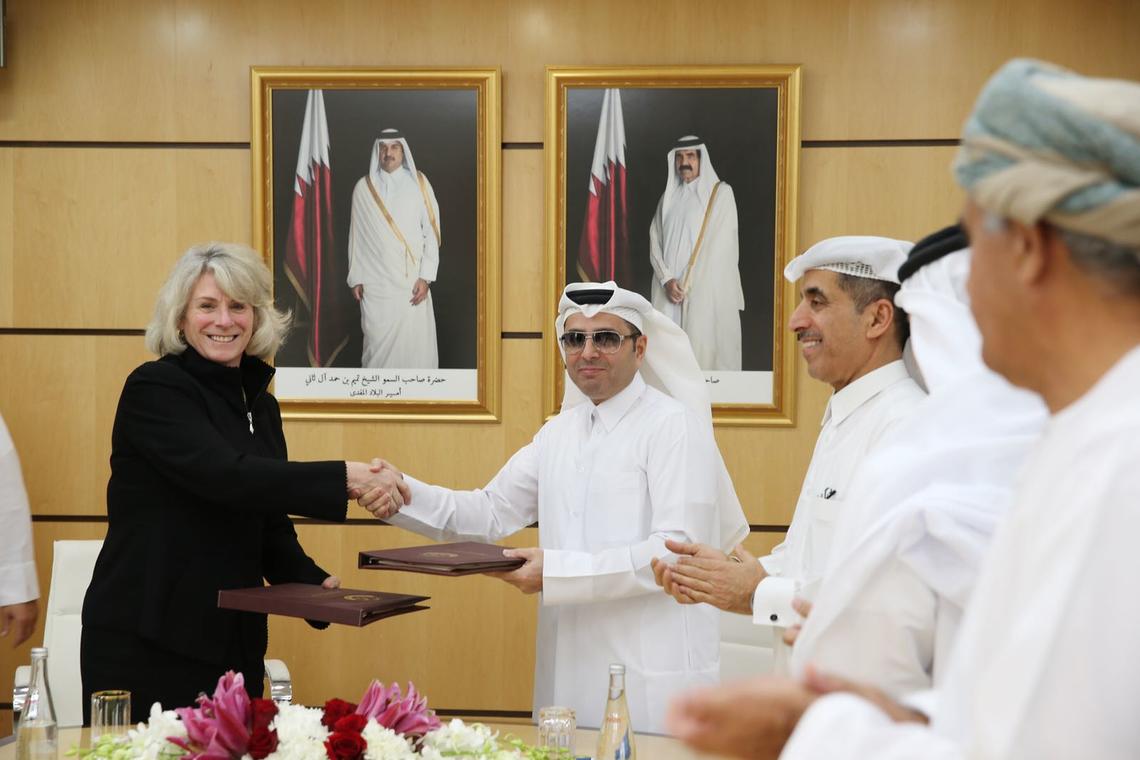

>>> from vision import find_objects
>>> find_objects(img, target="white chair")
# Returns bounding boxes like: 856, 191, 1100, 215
718, 609, 775, 680
13, 540, 104, 726
12, 540, 293, 726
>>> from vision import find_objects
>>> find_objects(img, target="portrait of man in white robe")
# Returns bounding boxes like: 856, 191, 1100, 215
649, 135, 745, 371
347, 128, 442, 369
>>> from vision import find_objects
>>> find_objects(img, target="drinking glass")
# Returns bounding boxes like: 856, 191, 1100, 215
537, 705, 576, 750
90, 690, 132, 741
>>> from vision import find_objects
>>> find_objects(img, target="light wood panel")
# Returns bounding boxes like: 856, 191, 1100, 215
0, 336, 151, 516
0, 151, 12, 326
2, 0, 1138, 143
502, 149, 545, 333
0, 147, 249, 329
798, 146, 963, 248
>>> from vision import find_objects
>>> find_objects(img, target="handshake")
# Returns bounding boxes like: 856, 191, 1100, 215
346, 459, 411, 520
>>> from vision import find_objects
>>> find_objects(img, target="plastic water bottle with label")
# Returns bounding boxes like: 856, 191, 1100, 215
16, 647, 58, 760
594, 663, 636, 760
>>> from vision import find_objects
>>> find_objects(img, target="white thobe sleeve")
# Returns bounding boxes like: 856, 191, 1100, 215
542, 410, 718, 606
346, 181, 367, 288
0, 416, 39, 606
791, 556, 937, 697
386, 436, 540, 542
648, 196, 673, 287
780, 694, 960, 760
753, 540, 792, 624
758, 543, 786, 576
417, 174, 441, 282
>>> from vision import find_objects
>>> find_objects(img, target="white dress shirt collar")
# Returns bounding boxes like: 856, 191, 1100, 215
590, 372, 648, 433
824, 360, 912, 428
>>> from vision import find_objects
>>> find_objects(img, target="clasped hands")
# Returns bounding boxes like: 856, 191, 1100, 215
651, 538, 766, 615
348, 459, 411, 519
651, 539, 813, 645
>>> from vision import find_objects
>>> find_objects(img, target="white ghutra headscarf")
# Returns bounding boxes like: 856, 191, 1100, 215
556, 281, 749, 551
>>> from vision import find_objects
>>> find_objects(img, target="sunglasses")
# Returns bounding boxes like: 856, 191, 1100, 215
559, 329, 640, 355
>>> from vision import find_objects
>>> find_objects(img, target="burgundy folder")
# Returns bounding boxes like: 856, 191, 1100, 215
358, 541, 525, 576
217, 583, 429, 627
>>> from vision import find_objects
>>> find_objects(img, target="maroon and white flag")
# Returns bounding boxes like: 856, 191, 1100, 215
284, 89, 347, 367
576, 88, 631, 285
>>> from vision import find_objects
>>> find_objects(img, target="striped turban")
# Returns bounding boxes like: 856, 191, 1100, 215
954, 59, 1140, 247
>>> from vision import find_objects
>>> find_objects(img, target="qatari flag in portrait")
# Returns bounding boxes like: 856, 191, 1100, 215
576, 88, 632, 285
284, 89, 348, 367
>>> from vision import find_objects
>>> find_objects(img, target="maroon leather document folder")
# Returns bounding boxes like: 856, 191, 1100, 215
358, 541, 525, 576
217, 584, 429, 626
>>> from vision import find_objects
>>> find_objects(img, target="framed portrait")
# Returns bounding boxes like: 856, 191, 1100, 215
251, 67, 501, 421
544, 65, 801, 426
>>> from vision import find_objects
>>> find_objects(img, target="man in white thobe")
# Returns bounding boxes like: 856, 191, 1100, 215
0, 412, 39, 647
786, 225, 1048, 698
361, 282, 748, 733
665, 59, 1140, 760
655, 238, 924, 657
347, 128, 441, 368
649, 135, 744, 370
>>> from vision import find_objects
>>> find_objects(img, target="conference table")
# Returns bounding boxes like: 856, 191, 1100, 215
0, 721, 719, 759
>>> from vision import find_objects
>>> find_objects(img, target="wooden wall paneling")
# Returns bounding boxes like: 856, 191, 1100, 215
175, 149, 253, 250
2, 147, 248, 329
0, 1, 180, 140
0, 521, 109, 723
2, 0, 1139, 142
0, 151, 12, 327
798, 146, 963, 248
502, 149, 544, 334
0, 335, 151, 516
274, 525, 539, 710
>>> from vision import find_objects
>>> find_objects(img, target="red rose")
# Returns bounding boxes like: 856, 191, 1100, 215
251, 699, 279, 732
248, 726, 278, 760
325, 730, 366, 760
322, 698, 358, 729
334, 714, 368, 734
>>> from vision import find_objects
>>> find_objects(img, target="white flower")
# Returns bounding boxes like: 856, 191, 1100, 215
263, 704, 328, 760
126, 702, 188, 759
361, 720, 417, 760
419, 720, 522, 759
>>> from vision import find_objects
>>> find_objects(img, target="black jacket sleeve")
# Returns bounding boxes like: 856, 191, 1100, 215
116, 361, 347, 522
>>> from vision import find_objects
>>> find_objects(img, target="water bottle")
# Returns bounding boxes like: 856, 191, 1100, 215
594, 663, 635, 760
16, 647, 58, 760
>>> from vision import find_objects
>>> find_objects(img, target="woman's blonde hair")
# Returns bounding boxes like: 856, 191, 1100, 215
144, 242, 291, 360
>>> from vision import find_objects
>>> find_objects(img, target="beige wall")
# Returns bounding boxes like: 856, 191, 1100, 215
1, 0, 1137, 727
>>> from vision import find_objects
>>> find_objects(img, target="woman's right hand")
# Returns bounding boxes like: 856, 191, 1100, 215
346, 460, 411, 519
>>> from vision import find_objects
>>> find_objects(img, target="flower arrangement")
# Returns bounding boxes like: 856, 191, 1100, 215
71, 672, 570, 760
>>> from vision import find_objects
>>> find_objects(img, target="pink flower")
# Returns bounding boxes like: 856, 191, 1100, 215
169, 671, 252, 759
355, 681, 440, 739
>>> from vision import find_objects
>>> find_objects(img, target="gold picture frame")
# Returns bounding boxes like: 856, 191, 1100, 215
544, 65, 801, 426
251, 67, 501, 421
